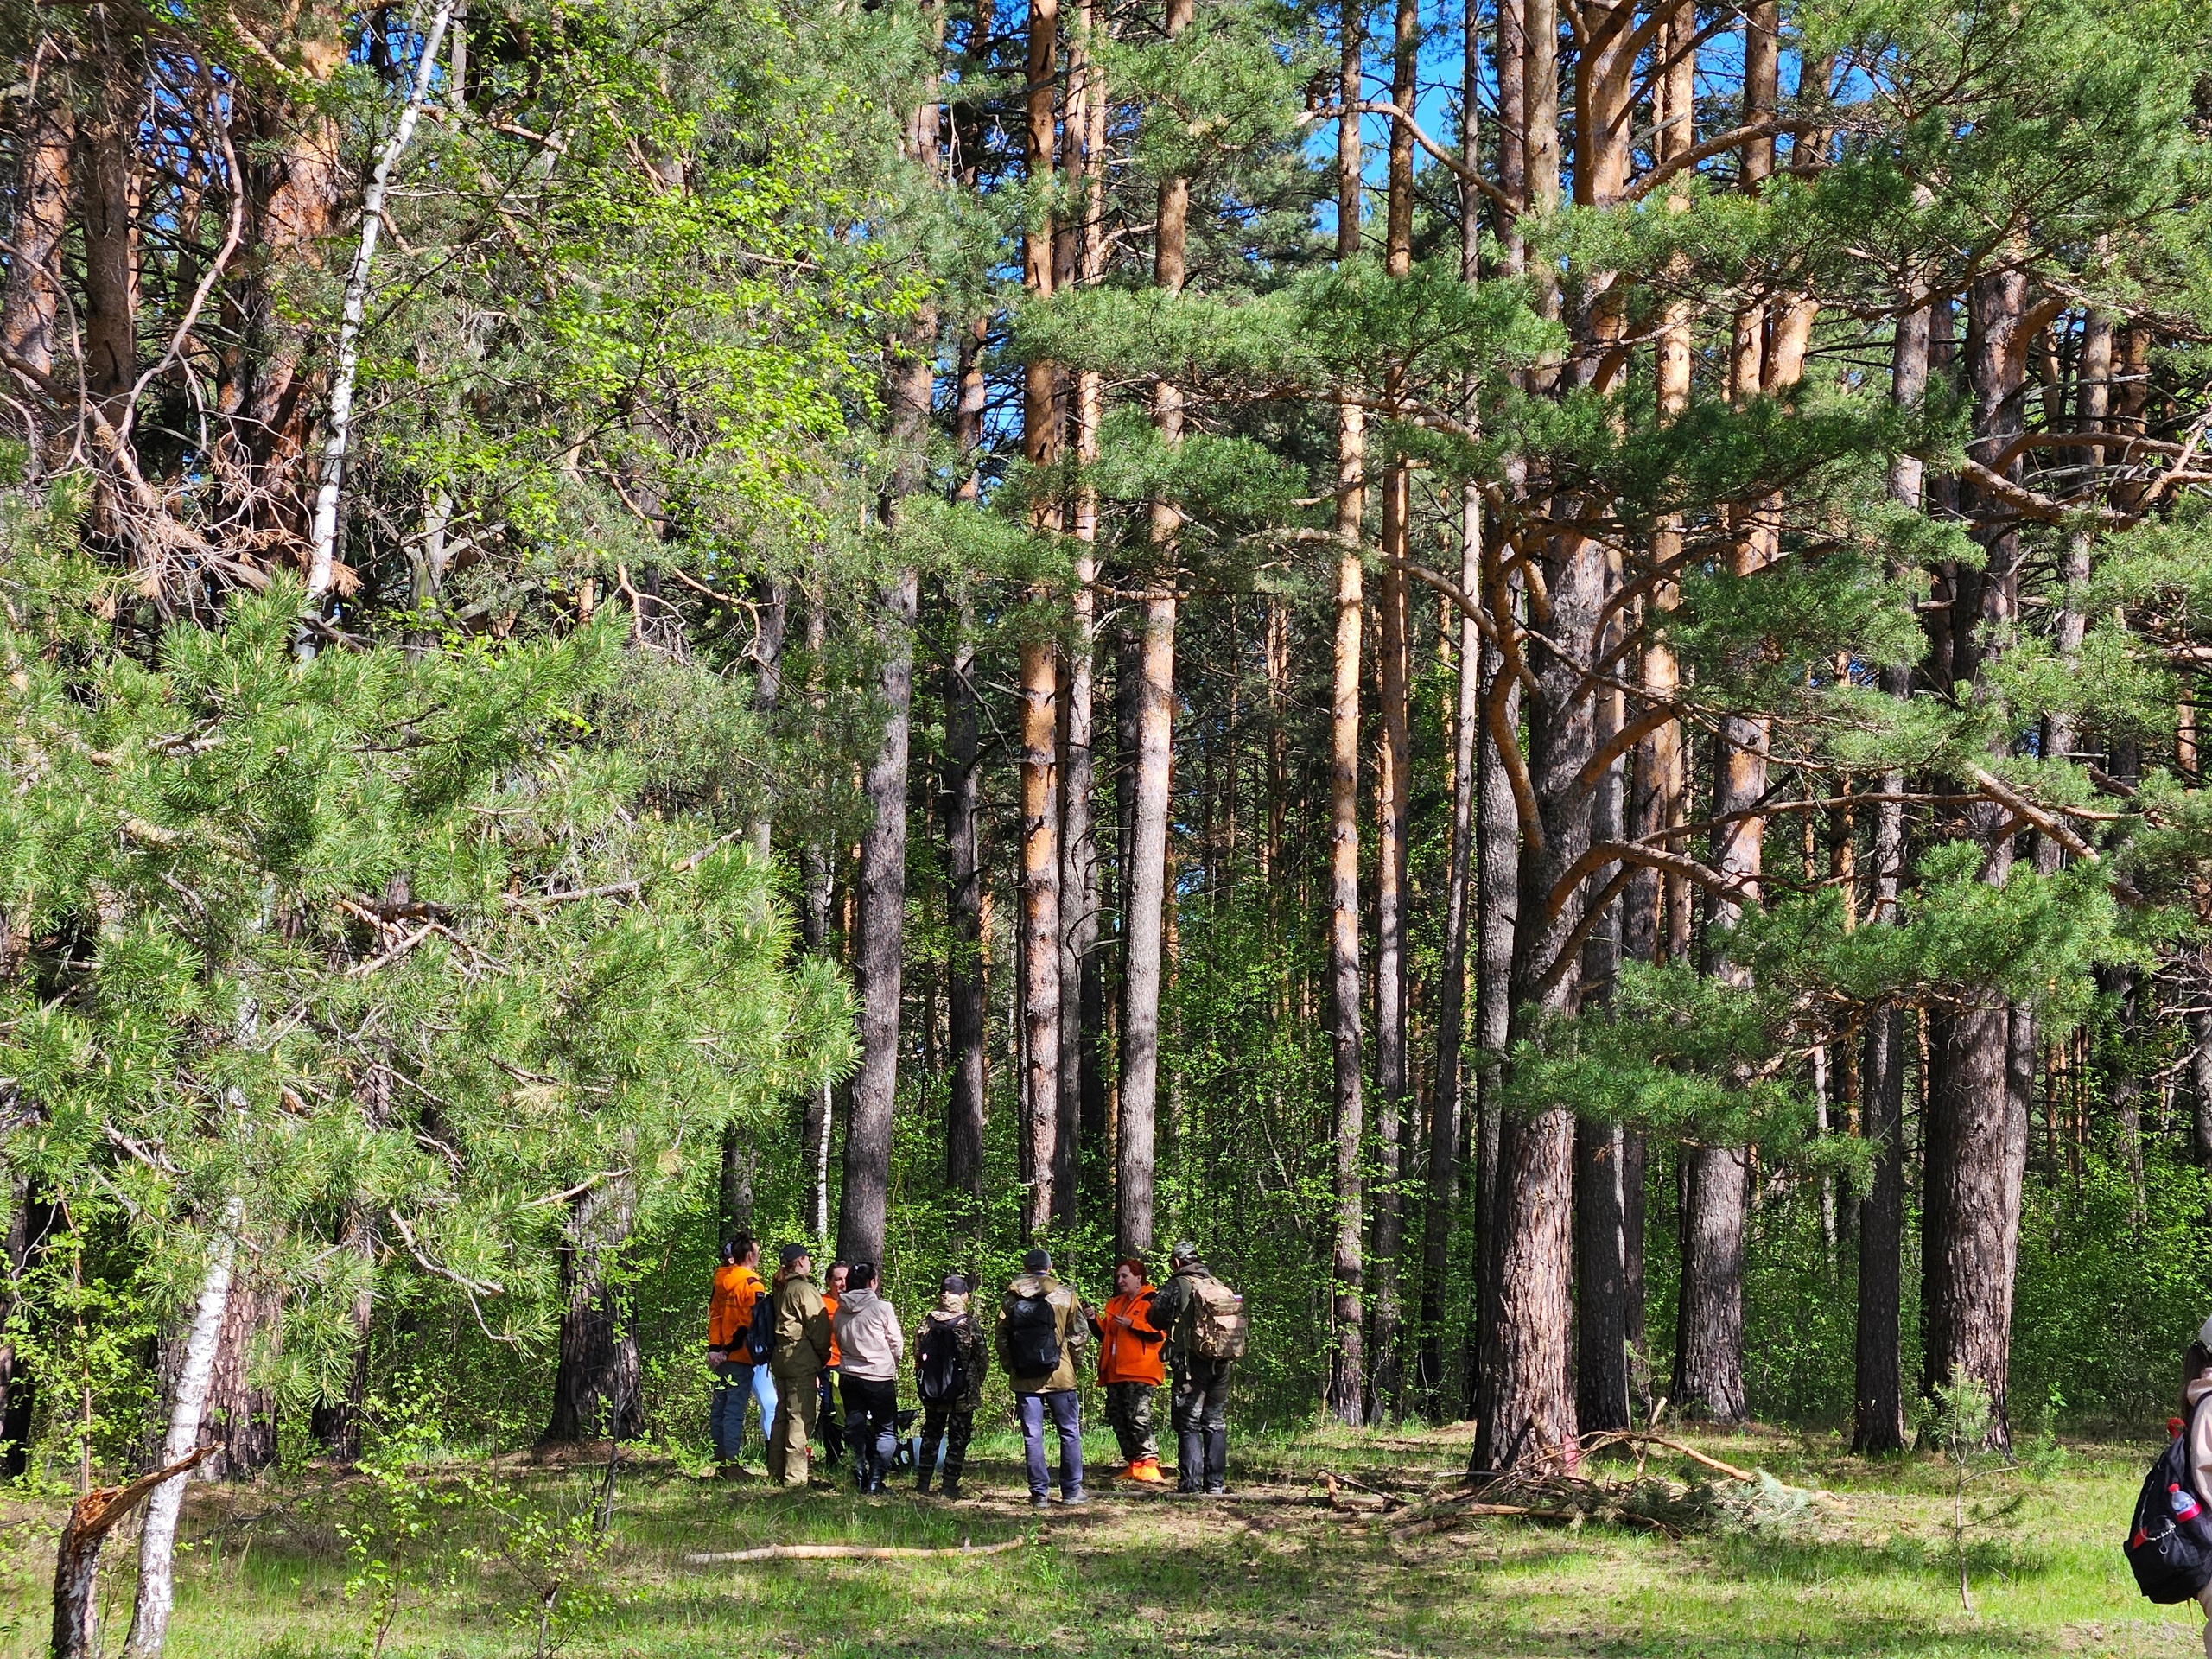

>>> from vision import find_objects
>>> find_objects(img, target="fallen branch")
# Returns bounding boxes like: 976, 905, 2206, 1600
1580, 1433, 1758, 1484
686, 1536, 1028, 1565
1319, 1470, 1405, 1509
53, 1446, 213, 1658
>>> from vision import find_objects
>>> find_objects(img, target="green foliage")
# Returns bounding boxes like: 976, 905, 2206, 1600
0, 503, 849, 1437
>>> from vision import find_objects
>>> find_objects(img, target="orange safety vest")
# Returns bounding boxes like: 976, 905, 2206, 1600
1097, 1287, 1166, 1385
823, 1293, 842, 1369
709, 1264, 763, 1351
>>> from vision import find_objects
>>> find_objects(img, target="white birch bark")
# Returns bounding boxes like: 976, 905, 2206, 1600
304, 0, 460, 612
123, 1193, 245, 1658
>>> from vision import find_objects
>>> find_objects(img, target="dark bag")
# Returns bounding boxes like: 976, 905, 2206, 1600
1003, 1291, 1062, 1376
743, 1287, 775, 1365
917, 1316, 971, 1405
2126, 1408, 2212, 1603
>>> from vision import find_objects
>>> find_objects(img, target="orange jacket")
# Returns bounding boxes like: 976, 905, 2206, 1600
823, 1293, 842, 1369
1096, 1287, 1166, 1385
709, 1263, 765, 1352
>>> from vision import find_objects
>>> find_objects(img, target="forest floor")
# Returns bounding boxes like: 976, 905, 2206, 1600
0, 1421, 2191, 1657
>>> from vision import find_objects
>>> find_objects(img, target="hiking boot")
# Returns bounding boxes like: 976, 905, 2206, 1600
1204, 1484, 1227, 1497
1126, 1457, 1166, 1484
939, 1478, 962, 1501
1061, 1489, 1089, 1507
916, 1470, 934, 1496
1029, 1493, 1051, 1510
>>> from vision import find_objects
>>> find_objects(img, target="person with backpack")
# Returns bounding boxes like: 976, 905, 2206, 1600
1147, 1240, 1246, 1496
830, 1262, 905, 1496
912, 1273, 986, 1498
2131, 1320, 2212, 1644
995, 1247, 1090, 1509
706, 1236, 777, 1469
765, 1244, 832, 1489
1093, 1256, 1166, 1483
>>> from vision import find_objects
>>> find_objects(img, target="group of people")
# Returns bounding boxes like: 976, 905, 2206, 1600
705, 1236, 1243, 1505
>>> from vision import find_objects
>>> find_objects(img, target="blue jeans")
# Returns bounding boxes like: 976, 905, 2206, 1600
711, 1360, 776, 1460
1018, 1389, 1083, 1498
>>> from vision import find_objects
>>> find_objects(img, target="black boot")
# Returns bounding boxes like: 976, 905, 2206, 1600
1204, 1427, 1227, 1495
1177, 1431, 1205, 1494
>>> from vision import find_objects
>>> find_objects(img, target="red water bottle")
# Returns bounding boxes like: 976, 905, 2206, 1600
2171, 1484, 2202, 1524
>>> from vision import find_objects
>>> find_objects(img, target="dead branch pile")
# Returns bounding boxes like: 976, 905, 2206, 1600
1382, 1433, 1834, 1542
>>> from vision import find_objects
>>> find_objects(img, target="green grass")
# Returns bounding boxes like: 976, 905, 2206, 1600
0, 1424, 2196, 1656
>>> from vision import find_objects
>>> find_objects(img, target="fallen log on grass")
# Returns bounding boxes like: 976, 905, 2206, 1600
685, 1536, 1027, 1565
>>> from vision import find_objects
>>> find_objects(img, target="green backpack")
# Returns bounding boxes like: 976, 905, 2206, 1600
1186, 1274, 1249, 1362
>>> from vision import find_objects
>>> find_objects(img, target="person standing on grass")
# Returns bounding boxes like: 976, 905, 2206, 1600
766, 1244, 831, 1488
1093, 1256, 1166, 1483
832, 1262, 905, 1496
819, 1261, 849, 1469
914, 1273, 986, 1498
1149, 1241, 1236, 1496
706, 1235, 776, 1468
996, 1247, 1090, 1510
2186, 1319, 2212, 1656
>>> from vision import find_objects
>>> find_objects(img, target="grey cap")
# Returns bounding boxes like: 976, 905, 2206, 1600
1170, 1240, 1201, 1263
1021, 1248, 1052, 1274
943, 1273, 969, 1295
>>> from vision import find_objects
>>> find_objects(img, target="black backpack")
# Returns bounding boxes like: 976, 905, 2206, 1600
917, 1316, 971, 1405
1003, 1289, 1062, 1376
2126, 1406, 2212, 1603
742, 1286, 775, 1365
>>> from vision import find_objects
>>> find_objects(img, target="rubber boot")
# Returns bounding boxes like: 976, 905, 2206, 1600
1177, 1431, 1205, 1494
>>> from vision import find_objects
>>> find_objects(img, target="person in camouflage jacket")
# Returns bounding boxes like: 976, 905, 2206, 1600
912, 1273, 987, 1497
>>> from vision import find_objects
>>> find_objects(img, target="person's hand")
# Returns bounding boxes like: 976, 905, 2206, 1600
1113, 1313, 1133, 1331
708, 1348, 727, 1364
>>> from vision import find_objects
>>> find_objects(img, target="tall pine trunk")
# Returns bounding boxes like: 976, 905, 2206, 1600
838, 51, 938, 1268
1116, 0, 1188, 1257
1055, 10, 1105, 1227
1017, 0, 1064, 1238
2, 35, 72, 461
1325, 0, 1367, 1428
1367, 0, 1418, 1421
1853, 296, 1929, 1455
1419, 18, 1483, 1419
1674, 5, 1783, 1424
1922, 269, 2034, 1448
945, 602, 987, 1200
543, 1179, 644, 1444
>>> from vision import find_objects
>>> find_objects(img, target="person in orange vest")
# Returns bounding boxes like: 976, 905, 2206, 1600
705, 1236, 776, 1468
818, 1261, 849, 1468
1095, 1256, 1166, 1482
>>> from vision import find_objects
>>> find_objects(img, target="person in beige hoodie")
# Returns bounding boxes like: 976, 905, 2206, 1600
832, 1262, 906, 1496
2185, 1319, 2212, 1654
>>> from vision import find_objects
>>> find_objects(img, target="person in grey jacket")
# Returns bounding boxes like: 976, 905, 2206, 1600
831, 1262, 906, 1495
